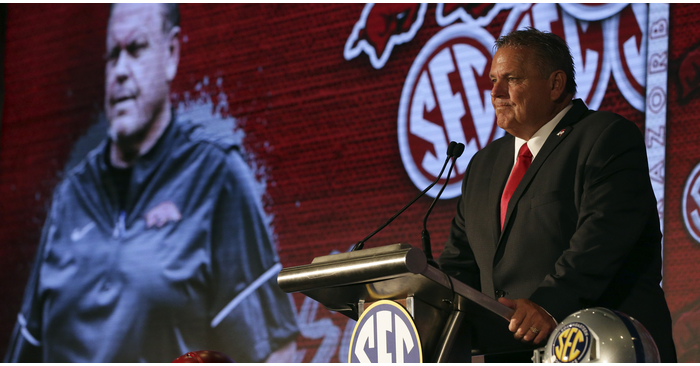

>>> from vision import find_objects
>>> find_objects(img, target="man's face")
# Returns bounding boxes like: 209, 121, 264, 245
105, 4, 174, 142
489, 47, 555, 139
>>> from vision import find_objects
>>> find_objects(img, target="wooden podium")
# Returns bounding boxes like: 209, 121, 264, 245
278, 244, 537, 362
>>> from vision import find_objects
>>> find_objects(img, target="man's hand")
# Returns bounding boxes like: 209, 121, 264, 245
498, 298, 558, 344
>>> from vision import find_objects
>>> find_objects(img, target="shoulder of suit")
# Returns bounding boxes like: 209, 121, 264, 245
576, 108, 635, 129
572, 109, 645, 144
569, 99, 625, 128
481, 132, 512, 152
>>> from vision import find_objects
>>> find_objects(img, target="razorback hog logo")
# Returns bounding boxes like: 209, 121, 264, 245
398, 24, 501, 199
435, 3, 511, 28
344, 3, 427, 69
683, 161, 700, 244
678, 45, 700, 102
442, 3, 495, 18
437, 3, 495, 24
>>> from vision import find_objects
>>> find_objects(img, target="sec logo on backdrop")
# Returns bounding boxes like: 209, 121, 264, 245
348, 300, 422, 363
683, 161, 700, 244
398, 24, 503, 199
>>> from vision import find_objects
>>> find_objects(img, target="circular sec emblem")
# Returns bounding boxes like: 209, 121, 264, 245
550, 322, 592, 363
683, 161, 700, 244
398, 24, 503, 199
348, 300, 422, 363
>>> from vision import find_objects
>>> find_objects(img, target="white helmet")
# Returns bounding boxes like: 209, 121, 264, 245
542, 307, 660, 363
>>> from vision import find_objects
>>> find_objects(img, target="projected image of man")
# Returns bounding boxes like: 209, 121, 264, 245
5, 4, 298, 363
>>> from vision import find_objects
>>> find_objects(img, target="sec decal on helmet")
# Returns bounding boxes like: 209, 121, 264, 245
542, 307, 660, 363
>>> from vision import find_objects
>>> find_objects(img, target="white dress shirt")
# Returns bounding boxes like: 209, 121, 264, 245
512, 102, 574, 165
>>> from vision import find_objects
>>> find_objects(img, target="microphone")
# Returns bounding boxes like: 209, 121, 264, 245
352, 141, 459, 251
421, 143, 464, 266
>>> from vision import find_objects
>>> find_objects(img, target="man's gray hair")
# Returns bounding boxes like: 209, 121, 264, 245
495, 27, 576, 96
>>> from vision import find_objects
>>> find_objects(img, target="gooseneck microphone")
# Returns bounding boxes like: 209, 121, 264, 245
421, 143, 465, 266
352, 141, 459, 251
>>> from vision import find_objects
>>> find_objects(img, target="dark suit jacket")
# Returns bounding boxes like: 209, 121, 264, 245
438, 99, 676, 361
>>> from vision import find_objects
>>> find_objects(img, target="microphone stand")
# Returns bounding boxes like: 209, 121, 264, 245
352, 142, 457, 251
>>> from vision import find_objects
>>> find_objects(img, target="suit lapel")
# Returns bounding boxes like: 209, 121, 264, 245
496, 100, 589, 250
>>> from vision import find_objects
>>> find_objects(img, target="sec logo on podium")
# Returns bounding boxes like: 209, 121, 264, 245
348, 300, 422, 363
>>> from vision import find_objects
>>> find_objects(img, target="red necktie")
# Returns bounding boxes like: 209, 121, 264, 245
500, 143, 532, 230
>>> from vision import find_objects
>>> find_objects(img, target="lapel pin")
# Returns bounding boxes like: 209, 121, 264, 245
556, 129, 565, 137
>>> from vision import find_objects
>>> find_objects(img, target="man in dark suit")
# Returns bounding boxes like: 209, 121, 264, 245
438, 27, 676, 361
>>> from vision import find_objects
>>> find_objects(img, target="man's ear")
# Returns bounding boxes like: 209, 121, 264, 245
165, 26, 181, 83
549, 70, 567, 102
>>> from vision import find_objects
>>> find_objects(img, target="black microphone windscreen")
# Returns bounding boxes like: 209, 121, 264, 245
454, 143, 465, 158
446, 141, 457, 157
